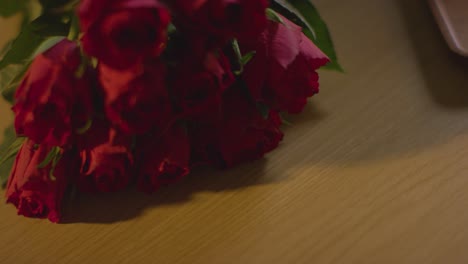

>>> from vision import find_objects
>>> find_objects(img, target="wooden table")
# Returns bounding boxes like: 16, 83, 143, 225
1, 0, 468, 263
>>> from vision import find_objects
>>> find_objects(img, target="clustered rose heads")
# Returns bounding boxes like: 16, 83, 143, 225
5, 0, 329, 222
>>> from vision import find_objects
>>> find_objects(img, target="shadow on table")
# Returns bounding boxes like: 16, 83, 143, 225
282, 101, 327, 131
62, 103, 327, 224
63, 160, 266, 224
397, 0, 468, 108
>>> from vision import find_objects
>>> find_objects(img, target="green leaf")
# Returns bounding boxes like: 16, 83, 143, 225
0, 126, 24, 188
38, 146, 60, 168
232, 40, 256, 75
266, 8, 285, 24
0, 11, 71, 69
0, 0, 27, 17
241, 51, 256, 66
0, 153, 14, 188
32, 36, 65, 56
272, 0, 343, 72
0, 137, 24, 166
167, 23, 177, 35
279, 113, 293, 126
0, 36, 66, 101
48, 152, 62, 181
67, 12, 79, 40
30, 13, 71, 37
232, 39, 242, 63
0, 27, 45, 70
39, 0, 80, 13
0, 62, 30, 103
39, 0, 73, 9
0, 39, 14, 58
232, 39, 243, 75
270, 1, 316, 40
76, 118, 93, 134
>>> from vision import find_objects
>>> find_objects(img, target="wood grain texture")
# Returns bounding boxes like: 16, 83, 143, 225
1, 0, 468, 263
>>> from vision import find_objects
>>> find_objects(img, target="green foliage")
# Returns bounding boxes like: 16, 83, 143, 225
232, 40, 257, 76
39, 0, 73, 9
266, 8, 285, 24
0, 36, 65, 103
240, 51, 256, 66
270, 1, 317, 40
272, 0, 343, 72
37, 146, 61, 181
0, 22, 67, 103
38, 146, 60, 168
76, 118, 93, 134
0, 27, 45, 70
0, 63, 29, 103
33, 36, 66, 56
0, 12, 71, 69
30, 13, 71, 37
0, 126, 24, 188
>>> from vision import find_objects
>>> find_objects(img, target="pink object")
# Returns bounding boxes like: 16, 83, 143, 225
429, 0, 468, 57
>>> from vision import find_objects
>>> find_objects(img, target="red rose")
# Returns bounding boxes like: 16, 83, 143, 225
169, 0, 268, 40
136, 124, 190, 193
241, 17, 330, 113
78, 122, 134, 193
189, 86, 284, 168
99, 62, 174, 134
5, 139, 75, 223
170, 51, 234, 121
79, 0, 171, 70
13, 39, 93, 147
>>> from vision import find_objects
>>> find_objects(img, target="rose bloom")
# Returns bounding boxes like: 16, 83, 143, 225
5, 139, 76, 223
189, 86, 284, 168
77, 121, 134, 193
241, 16, 330, 113
99, 62, 174, 134
79, 0, 171, 70
13, 39, 93, 147
136, 124, 190, 193
170, 51, 234, 122
168, 0, 268, 41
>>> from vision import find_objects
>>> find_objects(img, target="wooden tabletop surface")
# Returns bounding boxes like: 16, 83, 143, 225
1, 0, 468, 263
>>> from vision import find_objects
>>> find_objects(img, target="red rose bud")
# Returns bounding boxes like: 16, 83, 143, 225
13, 39, 93, 147
171, 51, 234, 122
136, 124, 190, 193
205, 51, 235, 89
169, 0, 268, 40
189, 87, 284, 168
5, 139, 76, 223
99, 62, 174, 134
241, 17, 330, 114
77, 121, 134, 193
79, 0, 171, 70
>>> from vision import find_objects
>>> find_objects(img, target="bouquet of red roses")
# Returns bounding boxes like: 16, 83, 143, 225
0, 0, 341, 222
